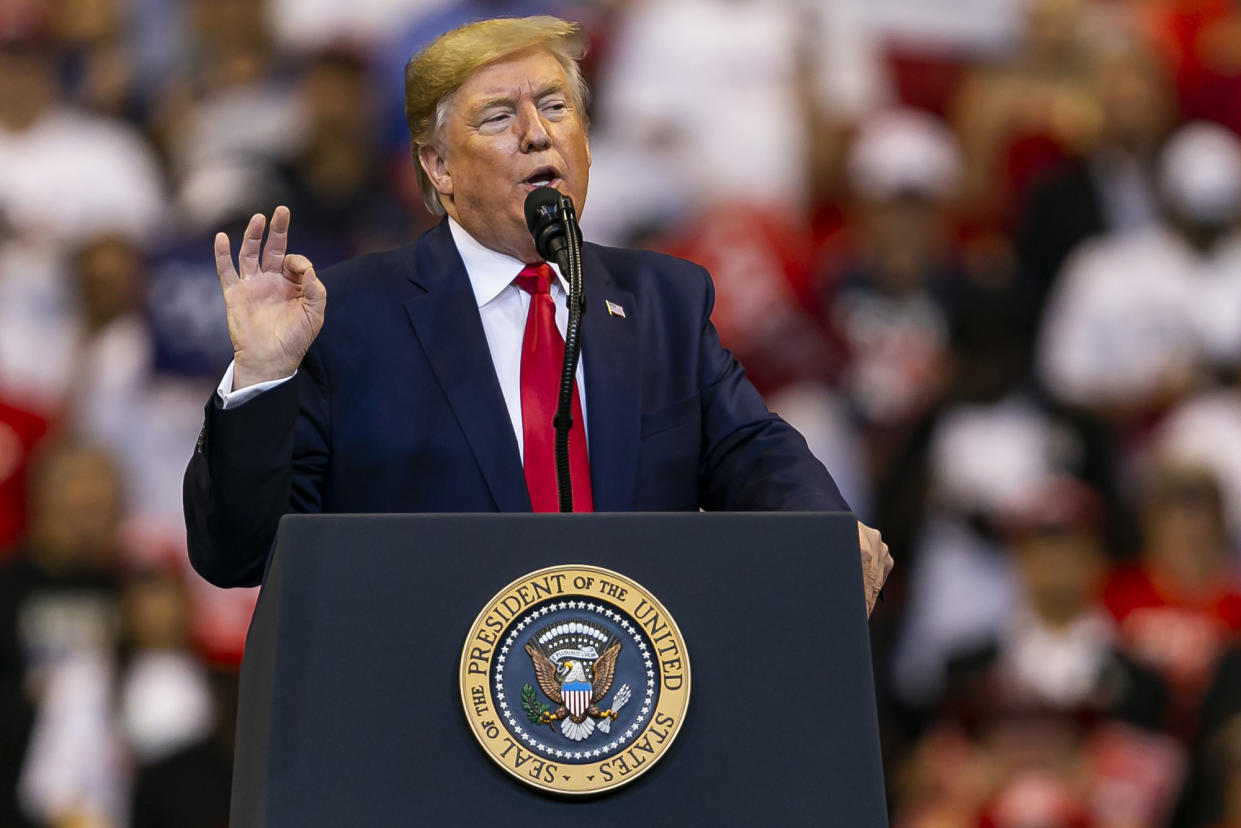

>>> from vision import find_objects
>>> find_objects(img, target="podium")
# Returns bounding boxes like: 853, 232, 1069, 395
232, 513, 887, 826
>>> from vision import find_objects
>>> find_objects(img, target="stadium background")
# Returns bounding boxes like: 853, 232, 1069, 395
2, 0, 1241, 824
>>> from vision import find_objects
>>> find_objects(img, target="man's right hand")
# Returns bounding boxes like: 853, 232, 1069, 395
214, 206, 326, 390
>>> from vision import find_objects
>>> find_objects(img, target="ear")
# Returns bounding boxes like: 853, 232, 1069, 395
417, 142, 453, 201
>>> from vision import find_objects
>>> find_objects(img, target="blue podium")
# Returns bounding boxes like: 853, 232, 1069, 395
231, 512, 887, 826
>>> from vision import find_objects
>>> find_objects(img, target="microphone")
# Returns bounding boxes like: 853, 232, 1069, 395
524, 187, 576, 274
523, 187, 586, 513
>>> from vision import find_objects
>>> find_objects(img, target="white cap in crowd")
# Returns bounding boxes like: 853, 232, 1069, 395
846, 108, 963, 203
1159, 121, 1241, 225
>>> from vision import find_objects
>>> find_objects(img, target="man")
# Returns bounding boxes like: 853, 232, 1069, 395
1039, 121, 1241, 416
183, 16, 892, 611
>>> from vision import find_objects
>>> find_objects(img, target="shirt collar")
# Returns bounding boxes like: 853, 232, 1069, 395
447, 217, 567, 308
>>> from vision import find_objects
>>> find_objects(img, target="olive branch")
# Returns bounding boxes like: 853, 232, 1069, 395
521, 683, 550, 724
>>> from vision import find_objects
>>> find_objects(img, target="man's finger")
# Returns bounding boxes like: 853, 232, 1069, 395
283, 254, 314, 286
261, 206, 291, 273
238, 213, 266, 278
856, 522, 891, 617
303, 265, 327, 306
214, 233, 239, 287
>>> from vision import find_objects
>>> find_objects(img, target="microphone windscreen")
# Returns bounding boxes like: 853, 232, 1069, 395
525, 188, 578, 264
524, 186, 564, 237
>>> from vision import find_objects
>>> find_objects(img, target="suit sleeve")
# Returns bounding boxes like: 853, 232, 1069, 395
182, 344, 331, 588
693, 266, 850, 512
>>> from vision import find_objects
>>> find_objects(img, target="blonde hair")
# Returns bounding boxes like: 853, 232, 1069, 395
404, 16, 589, 216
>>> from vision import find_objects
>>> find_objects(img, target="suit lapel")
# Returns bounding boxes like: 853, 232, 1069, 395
581, 246, 640, 511
402, 221, 530, 512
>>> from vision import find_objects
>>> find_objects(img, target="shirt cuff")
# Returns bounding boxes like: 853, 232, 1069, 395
217, 361, 296, 410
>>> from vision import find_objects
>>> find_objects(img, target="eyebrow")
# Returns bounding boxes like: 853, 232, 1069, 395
470, 81, 569, 116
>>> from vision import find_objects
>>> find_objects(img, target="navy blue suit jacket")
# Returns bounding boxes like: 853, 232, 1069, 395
184, 220, 848, 587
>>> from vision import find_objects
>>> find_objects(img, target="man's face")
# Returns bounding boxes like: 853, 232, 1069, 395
419, 48, 590, 262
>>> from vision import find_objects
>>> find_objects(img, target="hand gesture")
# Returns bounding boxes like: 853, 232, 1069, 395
858, 522, 894, 617
214, 207, 326, 390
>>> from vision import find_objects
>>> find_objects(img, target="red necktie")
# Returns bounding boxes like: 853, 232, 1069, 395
514, 263, 593, 512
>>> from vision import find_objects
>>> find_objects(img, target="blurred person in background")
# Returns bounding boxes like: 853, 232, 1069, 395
65, 235, 151, 446
115, 565, 213, 768
655, 198, 872, 515
0, 15, 164, 417
654, 204, 842, 400
19, 562, 214, 828
95, 221, 264, 714
1104, 465, 1241, 736
54, 0, 141, 120
0, 233, 79, 414
58, 234, 224, 533
1039, 121, 1241, 423
592, 0, 886, 222
19, 565, 216, 828
0, 22, 164, 246
1175, 644, 1241, 827
274, 48, 412, 266
889, 288, 1082, 712
827, 109, 1074, 727
946, 479, 1165, 728
1014, 36, 1176, 334
129, 662, 236, 828
894, 478, 1183, 828
821, 109, 964, 486
0, 442, 123, 827
2, 448, 215, 828
152, 0, 302, 233
950, 0, 1102, 226
1014, 35, 1181, 526
1154, 380, 1241, 553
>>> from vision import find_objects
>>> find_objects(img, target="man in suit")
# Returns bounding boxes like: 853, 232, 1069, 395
183, 16, 892, 610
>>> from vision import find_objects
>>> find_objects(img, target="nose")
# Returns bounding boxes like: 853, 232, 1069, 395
517, 101, 552, 153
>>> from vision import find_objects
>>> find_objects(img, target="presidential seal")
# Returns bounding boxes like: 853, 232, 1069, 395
459, 565, 690, 795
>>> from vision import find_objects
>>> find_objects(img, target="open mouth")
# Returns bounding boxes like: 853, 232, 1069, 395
523, 166, 561, 188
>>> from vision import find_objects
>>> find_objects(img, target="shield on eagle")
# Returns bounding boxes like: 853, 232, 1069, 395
563, 680, 591, 718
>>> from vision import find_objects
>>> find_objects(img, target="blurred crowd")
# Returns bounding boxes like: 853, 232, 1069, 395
1, 0, 1240, 825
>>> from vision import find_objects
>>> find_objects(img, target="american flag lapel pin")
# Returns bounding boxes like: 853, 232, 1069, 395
604, 299, 626, 318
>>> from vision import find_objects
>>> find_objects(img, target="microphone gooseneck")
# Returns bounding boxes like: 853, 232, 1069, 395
523, 188, 586, 513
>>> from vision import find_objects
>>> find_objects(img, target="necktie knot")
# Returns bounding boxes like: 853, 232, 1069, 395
515, 263, 554, 296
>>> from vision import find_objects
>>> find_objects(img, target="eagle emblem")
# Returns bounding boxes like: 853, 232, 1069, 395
523, 621, 631, 741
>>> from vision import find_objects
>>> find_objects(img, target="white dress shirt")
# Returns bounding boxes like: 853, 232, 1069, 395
217, 217, 588, 463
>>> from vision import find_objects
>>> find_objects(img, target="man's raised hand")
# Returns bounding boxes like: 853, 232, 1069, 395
214, 207, 326, 390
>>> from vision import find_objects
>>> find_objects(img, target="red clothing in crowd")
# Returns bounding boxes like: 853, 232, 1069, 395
1143, 0, 1241, 136
656, 203, 843, 396
0, 400, 52, 558
1104, 563, 1241, 710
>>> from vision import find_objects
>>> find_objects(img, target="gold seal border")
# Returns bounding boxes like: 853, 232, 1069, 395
459, 564, 691, 796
